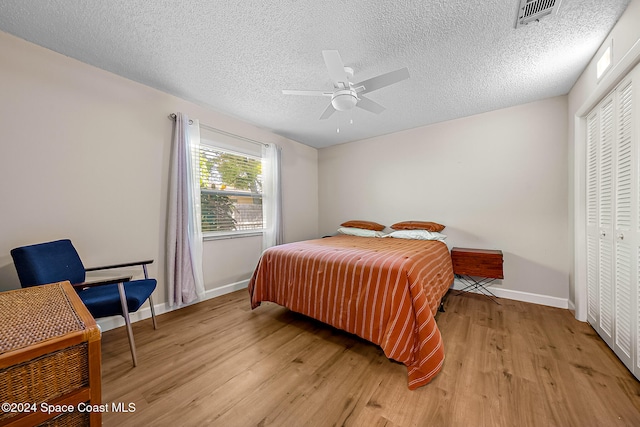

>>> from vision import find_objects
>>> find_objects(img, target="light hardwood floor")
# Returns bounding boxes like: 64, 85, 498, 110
101, 290, 640, 426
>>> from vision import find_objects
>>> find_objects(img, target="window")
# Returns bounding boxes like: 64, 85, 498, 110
197, 143, 263, 236
597, 45, 612, 80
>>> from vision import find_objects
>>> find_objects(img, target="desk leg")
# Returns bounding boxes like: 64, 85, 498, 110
454, 275, 501, 305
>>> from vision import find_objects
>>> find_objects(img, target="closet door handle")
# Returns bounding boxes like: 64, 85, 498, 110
600, 231, 606, 237
617, 233, 625, 240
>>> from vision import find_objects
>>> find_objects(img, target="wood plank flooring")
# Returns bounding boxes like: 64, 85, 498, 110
101, 290, 640, 426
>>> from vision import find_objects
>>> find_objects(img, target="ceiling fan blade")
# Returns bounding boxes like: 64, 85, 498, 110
322, 50, 349, 88
355, 67, 410, 94
319, 102, 336, 120
356, 96, 386, 114
282, 90, 332, 96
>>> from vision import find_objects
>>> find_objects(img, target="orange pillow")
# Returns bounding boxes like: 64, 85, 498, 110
390, 221, 445, 232
340, 220, 385, 231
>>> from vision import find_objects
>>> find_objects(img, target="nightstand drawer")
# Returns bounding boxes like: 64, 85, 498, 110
451, 247, 503, 279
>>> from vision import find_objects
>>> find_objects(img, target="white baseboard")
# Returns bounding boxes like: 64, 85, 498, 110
451, 278, 569, 309
98, 277, 570, 331
97, 279, 250, 332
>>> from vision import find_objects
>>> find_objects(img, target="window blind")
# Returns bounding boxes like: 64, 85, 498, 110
197, 144, 263, 233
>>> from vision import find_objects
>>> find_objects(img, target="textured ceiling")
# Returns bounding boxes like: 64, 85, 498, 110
0, 0, 631, 149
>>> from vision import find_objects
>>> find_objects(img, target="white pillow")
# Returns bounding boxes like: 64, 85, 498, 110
385, 229, 447, 241
337, 227, 386, 238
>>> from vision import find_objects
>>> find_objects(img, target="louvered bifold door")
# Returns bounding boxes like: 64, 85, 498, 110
629, 66, 640, 380
599, 95, 616, 347
587, 110, 601, 329
614, 77, 636, 371
585, 63, 640, 381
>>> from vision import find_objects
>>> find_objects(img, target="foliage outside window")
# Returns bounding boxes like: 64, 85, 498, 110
197, 144, 263, 235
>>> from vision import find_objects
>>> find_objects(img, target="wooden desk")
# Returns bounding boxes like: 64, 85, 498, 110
0, 281, 102, 426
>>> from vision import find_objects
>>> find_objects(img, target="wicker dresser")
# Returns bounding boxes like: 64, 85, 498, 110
0, 281, 102, 426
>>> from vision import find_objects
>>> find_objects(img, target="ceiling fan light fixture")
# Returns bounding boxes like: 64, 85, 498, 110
331, 90, 358, 111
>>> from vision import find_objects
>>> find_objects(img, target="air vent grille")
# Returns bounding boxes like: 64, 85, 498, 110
515, 0, 562, 28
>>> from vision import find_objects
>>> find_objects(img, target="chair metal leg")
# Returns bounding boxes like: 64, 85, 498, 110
148, 295, 158, 330
117, 282, 138, 367
142, 263, 158, 330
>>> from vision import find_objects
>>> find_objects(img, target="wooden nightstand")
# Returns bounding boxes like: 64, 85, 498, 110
451, 247, 504, 304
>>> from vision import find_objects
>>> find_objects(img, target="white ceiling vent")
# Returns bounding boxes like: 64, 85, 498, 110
515, 0, 562, 28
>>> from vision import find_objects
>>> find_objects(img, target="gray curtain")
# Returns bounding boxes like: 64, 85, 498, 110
167, 113, 205, 306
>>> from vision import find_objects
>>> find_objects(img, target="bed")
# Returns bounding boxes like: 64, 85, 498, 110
248, 233, 454, 389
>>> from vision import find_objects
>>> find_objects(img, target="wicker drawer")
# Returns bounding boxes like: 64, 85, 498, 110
451, 247, 504, 279
0, 282, 101, 426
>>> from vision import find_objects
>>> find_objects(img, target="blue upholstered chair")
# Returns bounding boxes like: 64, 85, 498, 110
10, 239, 157, 366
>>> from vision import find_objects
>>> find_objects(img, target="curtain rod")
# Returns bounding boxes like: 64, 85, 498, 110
169, 113, 269, 148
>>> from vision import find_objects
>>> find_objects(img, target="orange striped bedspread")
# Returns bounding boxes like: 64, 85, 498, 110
248, 235, 454, 389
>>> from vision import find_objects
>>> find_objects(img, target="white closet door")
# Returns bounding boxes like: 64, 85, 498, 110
599, 95, 615, 347
614, 78, 635, 368
630, 67, 640, 379
586, 62, 640, 380
587, 111, 600, 328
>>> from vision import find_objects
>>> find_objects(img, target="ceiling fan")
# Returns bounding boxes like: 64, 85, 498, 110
282, 50, 410, 120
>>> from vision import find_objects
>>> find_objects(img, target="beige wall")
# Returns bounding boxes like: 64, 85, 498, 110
568, 0, 640, 310
0, 31, 319, 302
319, 96, 569, 300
